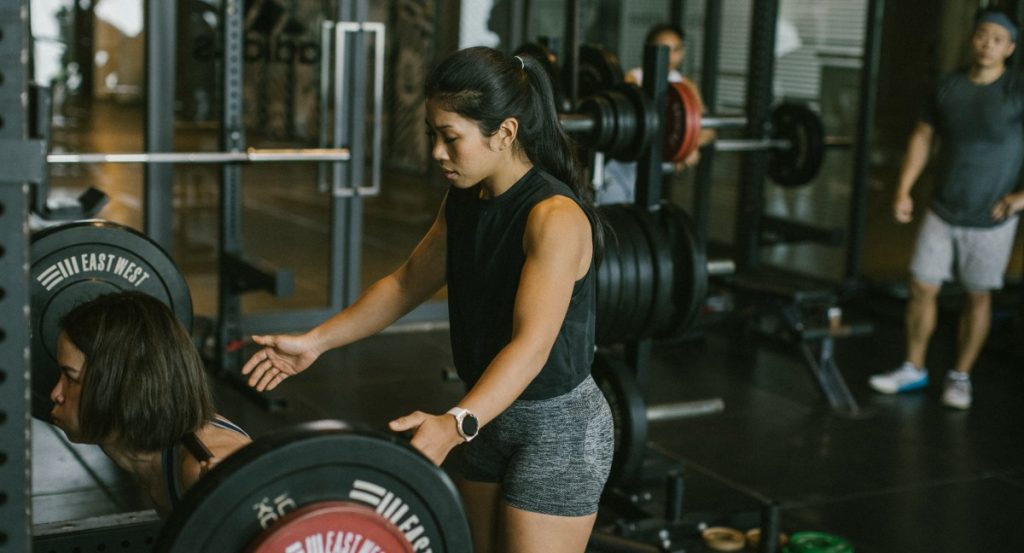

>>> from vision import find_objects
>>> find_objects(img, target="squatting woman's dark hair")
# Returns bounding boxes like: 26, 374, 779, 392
60, 292, 214, 452
424, 46, 603, 253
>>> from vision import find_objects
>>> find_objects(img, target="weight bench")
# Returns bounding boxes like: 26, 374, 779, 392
730, 271, 873, 416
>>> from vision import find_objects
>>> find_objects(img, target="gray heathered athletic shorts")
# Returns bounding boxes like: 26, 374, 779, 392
910, 210, 1020, 291
446, 375, 614, 517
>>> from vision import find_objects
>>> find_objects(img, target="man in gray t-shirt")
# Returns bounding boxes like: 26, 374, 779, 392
869, 9, 1024, 409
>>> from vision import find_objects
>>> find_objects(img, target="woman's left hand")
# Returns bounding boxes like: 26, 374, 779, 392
389, 411, 463, 466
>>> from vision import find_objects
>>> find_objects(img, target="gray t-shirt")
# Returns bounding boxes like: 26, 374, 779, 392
922, 70, 1024, 227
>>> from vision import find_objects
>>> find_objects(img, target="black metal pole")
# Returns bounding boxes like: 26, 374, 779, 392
844, 0, 884, 284
335, 0, 369, 308
736, 0, 779, 270
758, 501, 783, 553
669, 0, 686, 30
509, 0, 527, 52
636, 44, 669, 210
217, 0, 245, 374
73, 1, 95, 101
0, 0, 34, 549
693, 0, 723, 246
144, 0, 176, 248
563, 0, 581, 107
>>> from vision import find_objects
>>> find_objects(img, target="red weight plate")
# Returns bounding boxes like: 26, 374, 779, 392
664, 81, 703, 163
247, 501, 414, 553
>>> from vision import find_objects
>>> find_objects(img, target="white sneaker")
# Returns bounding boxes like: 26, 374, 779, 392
869, 362, 929, 394
942, 372, 972, 410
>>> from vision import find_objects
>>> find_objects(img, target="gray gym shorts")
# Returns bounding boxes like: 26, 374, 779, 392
446, 375, 614, 517
909, 210, 1020, 291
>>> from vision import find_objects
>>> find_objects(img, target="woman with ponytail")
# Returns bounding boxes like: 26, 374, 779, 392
242, 46, 612, 552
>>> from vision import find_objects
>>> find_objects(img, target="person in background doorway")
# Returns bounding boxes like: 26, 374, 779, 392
868, 8, 1024, 409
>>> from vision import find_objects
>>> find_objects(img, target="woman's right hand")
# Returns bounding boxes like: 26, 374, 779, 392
893, 193, 914, 223
241, 334, 321, 391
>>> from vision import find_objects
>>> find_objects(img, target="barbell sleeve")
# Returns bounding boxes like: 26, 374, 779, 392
560, 112, 746, 135
713, 138, 793, 152
701, 114, 748, 129
47, 148, 351, 164
646, 398, 725, 422
560, 113, 596, 133
825, 136, 854, 148
707, 258, 736, 276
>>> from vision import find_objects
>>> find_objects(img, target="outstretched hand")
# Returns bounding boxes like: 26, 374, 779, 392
389, 411, 463, 466
241, 334, 320, 391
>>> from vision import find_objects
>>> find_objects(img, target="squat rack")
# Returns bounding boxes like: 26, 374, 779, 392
0, 0, 387, 548
1, 1, 35, 551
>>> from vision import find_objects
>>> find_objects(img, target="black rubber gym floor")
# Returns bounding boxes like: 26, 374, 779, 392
32, 297, 1024, 552
178, 285, 1021, 553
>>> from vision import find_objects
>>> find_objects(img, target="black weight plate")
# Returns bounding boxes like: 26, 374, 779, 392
30, 220, 194, 420
514, 42, 568, 112
603, 206, 640, 344
606, 90, 638, 161
595, 228, 612, 329
155, 420, 472, 553
768, 103, 825, 188
615, 84, 658, 162
621, 205, 656, 339
575, 44, 624, 100
596, 210, 624, 344
595, 217, 614, 338
596, 206, 619, 343
626, 206, 675, 337
619, 206, 649, 343
658, 203, 708, 337
576, 93, 616, 152
591, 353, 648, 486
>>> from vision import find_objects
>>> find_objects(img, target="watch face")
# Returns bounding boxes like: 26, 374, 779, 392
461, 413, 479, 438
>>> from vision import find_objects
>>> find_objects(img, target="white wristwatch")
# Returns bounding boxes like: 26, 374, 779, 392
446, 407, 480, 442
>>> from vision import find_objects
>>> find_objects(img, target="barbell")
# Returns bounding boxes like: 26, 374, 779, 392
514, 42, 834, 187
562, 82, 829, 187
156, 420, 472, 552
46, 147, 351, 164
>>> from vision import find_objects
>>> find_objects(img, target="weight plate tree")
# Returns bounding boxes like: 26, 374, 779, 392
155, 420, 473, 553
30, 220, 194, 419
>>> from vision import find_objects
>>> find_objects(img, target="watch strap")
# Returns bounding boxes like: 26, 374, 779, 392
446, 407, 477, 441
